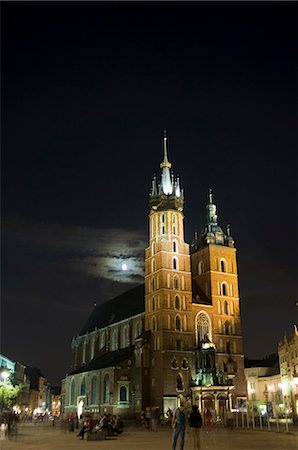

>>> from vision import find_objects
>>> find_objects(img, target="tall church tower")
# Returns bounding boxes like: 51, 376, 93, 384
191, 190, 247, 409
145, 132, 193, 409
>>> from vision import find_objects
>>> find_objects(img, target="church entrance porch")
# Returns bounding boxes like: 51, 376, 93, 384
191, 385, 234, 424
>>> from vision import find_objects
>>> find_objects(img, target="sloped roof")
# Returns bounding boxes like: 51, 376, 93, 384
68, 346, 135, 376
79, 284, 145, 336
192, 279, 212, 305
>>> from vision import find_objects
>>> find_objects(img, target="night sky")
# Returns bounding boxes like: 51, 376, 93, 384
2, 2, 297, 385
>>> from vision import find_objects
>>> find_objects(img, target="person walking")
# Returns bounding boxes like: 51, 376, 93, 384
188, 405, 202, 450
172, 401, 186, 450
204, 408, 212, 433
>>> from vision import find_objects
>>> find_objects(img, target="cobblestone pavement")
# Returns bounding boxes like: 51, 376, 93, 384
1, 422, 297, 450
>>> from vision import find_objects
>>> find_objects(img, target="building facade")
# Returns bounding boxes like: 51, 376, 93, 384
62, 133, 247, 419
278, 327, 298, 420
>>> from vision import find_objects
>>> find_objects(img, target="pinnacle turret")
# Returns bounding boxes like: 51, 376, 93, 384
149, 132, 184, 211
191, 190, 234, 252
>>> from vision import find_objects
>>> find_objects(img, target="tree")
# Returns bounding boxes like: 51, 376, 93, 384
0, 381, 24, 410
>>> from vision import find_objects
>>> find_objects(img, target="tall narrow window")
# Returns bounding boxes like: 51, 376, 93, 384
152, 316, 157, 331
174, 277, 179, 290
70, 379, 75, 405
224, 300, 229, 315
173, 215, 176, 235
91, 376, 98, 404
197, 312, 211, 342
103, 374, 110, 403
173, 258, 178, 270
120, 386, 127, 402
152, 259, 156, 272
152, 242, 155, 255
222, 283, 228, 296
173, 241, 177, 252
175, 295, 180, 309
152, 297, 155, 311
220, 259, 227, 272
198, 261, 204, 275
175, 315, 181, 330
80, 377, 86, 396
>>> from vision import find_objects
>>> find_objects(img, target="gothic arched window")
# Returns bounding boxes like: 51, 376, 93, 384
175, 295, 180, 309
70, 379, 75, 405
91, 376, 98, 404
173, 257, 178, 270
198, 261, 204, 275
174, 277, 179, 290
197, 312, 211, 342
175, 315, 181, 331
222, 283, 228, 296
119, 386, 128, 402
122, 325, 129, 348
112, 329, 118, 350
152, 259, 156, 272
220, 259, 227, 272
80, 377, 86, 396
103, 374, 110, 403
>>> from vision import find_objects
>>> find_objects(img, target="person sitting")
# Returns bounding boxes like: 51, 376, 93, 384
77, 420, 90, 440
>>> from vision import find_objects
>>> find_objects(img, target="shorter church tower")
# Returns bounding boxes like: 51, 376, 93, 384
190, 190, 246, 411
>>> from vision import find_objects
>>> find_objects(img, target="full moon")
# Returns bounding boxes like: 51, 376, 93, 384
121, 263, 128, 271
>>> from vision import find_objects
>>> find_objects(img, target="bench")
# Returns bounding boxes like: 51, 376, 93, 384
87, 430, 107, 441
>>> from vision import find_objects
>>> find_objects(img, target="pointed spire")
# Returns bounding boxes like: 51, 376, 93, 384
160, 130, 172, 169
151, 176, 158, 196
206, 188, 218, 225
208, 188, 213, 204
160, 130, 173, 195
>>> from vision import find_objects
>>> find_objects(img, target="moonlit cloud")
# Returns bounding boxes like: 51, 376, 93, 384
4, 218, 146, 284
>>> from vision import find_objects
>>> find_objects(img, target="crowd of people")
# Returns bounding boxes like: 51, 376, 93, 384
76, 413, 123, 440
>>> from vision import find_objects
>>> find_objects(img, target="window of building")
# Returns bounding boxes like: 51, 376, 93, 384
122, 325, 129, 348
175, 315, 181, 331
152, 242, 155, 255
152, 316, 157, 332
152, 259, 156, 272
152, 278, 155, 292
171, 359, 178, 369
100, 331, 106, 349
70, 379, 75, 405
182, 359, 188, 369
119, 386, 128, 402
220, 259, 227, 272
197, 312, 211, 342
224, 321, 230, 335
176, 340, 181, 350
198, 261, 204, 275
91, 376, 98, 404
222, 283, 228, 296
103, 374, 110, 403
173, 241, 177, 252
176, 373, 184, 391
152, 297, 155, 311
111, 329, 118, 351
224, 300, 229, 315
174, 277, 179, 289
175, 295, 180, 309
173, 257, 178, 270
230, 301, 234, 315
80, 377, 86, 396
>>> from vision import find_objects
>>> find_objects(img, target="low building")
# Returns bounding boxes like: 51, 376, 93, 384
278, 326, 298, 420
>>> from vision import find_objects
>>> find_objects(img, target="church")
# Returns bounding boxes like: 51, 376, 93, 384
61, 133, 247, 420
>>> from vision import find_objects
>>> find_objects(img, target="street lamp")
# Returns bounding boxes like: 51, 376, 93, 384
0, 370, 10, 382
